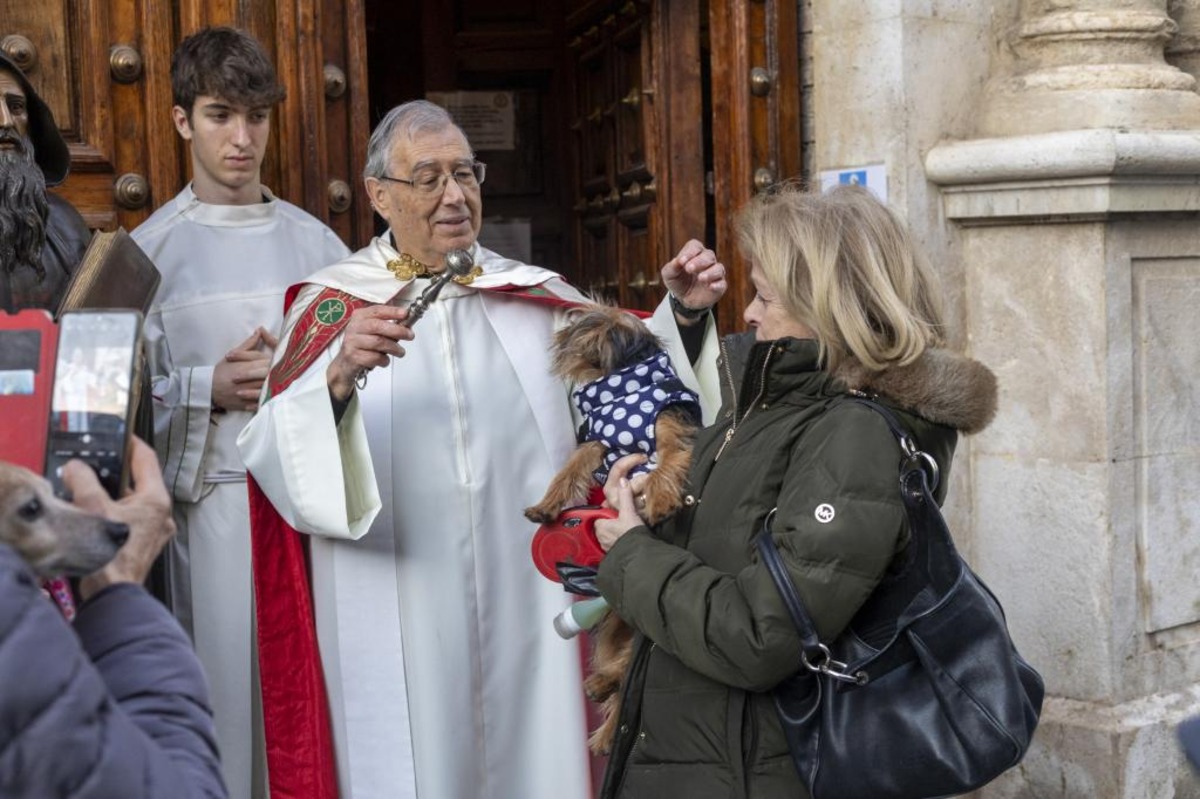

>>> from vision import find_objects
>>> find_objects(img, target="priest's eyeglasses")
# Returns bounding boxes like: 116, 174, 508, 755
379, 161, 487, 195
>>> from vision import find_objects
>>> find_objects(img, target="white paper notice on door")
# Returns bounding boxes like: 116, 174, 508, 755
426, 91, 516, 151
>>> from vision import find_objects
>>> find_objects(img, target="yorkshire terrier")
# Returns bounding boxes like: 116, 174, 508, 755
525, 302, 700, 754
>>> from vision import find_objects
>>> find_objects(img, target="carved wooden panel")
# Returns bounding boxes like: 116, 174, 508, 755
567, 0, 705, 311
571, 19, 615, 297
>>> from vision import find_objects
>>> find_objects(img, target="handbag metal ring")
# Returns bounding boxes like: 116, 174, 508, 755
910, 451, 940, 492
899, 438, 940, 493
802, 643, 869, 685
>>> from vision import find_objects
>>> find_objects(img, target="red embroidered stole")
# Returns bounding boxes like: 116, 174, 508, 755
249, 287, 367, 799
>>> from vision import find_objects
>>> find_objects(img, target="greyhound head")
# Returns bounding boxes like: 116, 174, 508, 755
0, 461, 128, 577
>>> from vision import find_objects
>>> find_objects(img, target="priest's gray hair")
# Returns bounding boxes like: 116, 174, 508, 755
363, 100, 473, 181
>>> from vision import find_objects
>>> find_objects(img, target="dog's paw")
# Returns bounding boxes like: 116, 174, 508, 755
588, 695, 623, 755
524, 505, 556, 524
584, 671, 621, 703
641, 494, 682, 526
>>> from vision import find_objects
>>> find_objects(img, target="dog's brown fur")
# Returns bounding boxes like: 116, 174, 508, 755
524, 303, 698, 754
0, 461, 128, 577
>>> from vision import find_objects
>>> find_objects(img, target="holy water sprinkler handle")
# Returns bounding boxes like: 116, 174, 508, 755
403, 248, 475, 326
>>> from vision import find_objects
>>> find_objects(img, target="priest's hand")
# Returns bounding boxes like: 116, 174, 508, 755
327, 304, 413, 402
660, 239, 727, 324
213, 327, 278, 413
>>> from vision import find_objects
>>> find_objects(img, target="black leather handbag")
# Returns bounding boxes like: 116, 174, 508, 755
756, 397, 1044, 799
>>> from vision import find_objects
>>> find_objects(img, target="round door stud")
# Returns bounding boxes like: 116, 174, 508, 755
753, 167, 776, 193
1, 35, 37, 73
114, 173, 150, 210
327, 179, 352, 213
109, 45, 144, 83
750, 67, 772, 97
324, 64, 347, 99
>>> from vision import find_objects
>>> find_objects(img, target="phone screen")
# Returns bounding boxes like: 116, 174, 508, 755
45, 311, 142, 497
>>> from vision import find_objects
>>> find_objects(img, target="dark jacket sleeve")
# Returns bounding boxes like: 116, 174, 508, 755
597, 404, 906, 692
0, 544, 226, 799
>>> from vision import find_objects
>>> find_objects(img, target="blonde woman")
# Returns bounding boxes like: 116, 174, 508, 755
592, 184, 998, 799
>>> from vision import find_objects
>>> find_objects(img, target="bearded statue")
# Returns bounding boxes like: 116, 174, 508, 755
0, 53, 91, 314
0, 128, 51, 281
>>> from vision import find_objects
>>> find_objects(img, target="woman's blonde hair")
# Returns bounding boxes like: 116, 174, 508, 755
735, 183, 945, 372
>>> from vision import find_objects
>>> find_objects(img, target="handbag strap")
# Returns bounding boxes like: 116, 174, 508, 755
845, 396, 940, 493
757, 509, 820, 649
755, 394, 942, 685
758, 523, 867, 685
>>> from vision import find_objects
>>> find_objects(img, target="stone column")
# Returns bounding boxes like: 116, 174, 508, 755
1166, 0, 1200, 83
981, 0, 1200, 135
927, 1, 1200, 796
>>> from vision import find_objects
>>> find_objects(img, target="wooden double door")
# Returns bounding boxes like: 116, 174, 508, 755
3, 0, 801, 327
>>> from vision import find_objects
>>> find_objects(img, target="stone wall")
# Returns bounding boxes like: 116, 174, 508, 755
808, 0, 1200, 795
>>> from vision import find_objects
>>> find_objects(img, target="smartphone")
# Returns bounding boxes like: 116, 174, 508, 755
44, 310, 143, 498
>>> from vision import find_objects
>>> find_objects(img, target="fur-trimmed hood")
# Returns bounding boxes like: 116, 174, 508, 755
719, 333, 998, 436
833, 347, 998, 435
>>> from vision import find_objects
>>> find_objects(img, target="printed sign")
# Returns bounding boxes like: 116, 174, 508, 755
426, 91, 516, 151
819, 164, 888, 203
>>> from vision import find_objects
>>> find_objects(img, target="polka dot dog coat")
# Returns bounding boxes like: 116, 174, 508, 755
573, 350, 701, 484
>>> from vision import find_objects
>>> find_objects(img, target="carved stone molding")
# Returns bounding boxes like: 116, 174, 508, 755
926, 129, 1200, 224
979, 1, 1200, 136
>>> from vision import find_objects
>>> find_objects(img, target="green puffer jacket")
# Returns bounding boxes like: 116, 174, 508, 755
596, 334, 997, 799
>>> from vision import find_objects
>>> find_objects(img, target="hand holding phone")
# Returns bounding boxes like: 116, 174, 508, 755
45, 310, 143, 498
69, 436, 175, 600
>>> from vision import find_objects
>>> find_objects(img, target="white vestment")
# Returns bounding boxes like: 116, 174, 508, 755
134, 185, 349, 799
238, 235, 719, 799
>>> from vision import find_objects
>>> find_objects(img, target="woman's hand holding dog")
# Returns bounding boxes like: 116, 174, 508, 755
661, 239, 728, 320
67, 437, 176, 600
595, 454, 650, 552
327, 304, 414, 401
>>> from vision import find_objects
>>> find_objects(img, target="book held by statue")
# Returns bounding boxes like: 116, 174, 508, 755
59, 227, 161, 315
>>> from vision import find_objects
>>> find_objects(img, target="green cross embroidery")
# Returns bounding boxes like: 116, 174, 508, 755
314, 298, 347, 325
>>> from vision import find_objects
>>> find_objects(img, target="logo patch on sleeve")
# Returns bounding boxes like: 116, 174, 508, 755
814, 503, 836, 524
